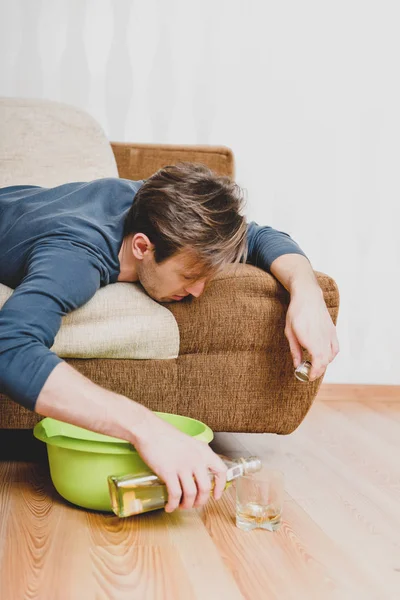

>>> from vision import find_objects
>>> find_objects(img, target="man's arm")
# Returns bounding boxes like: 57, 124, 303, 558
0, 243, 102, 409
35, 361, 151, 444
245, 223, 339, 380
269, 253, 323, 296
245, 221, 310, 272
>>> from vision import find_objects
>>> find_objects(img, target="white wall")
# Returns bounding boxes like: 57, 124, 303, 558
0, 0, 398, 384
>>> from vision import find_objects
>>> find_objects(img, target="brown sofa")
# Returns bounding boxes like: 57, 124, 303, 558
0, 142, 340, 436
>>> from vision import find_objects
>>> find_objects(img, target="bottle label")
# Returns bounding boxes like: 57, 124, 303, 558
227, 465, 242, 481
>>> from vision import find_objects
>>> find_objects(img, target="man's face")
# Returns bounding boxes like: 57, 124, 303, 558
137, 247, 213, 303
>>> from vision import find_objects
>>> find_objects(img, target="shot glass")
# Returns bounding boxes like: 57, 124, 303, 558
236, 467, 284, 532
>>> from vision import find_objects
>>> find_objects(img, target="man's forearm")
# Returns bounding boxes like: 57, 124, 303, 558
35, 362, 152, 444
269, 253, 323, 298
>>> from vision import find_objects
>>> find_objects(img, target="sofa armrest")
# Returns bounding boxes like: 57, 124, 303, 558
162, 263, 340, 435
110, 142, 235, 180
164, 264, 340, 356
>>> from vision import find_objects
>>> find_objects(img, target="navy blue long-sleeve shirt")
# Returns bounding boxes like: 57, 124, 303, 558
0, 178, 308, 411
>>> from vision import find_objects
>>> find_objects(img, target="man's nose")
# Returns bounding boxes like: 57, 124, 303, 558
185, 280, 206, 298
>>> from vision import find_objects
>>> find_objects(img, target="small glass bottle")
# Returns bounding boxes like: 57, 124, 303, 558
108, 455, 262, 517
294, 360, 312, 382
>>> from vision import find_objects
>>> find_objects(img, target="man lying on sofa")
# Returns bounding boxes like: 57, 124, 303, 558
0, 162, 339, 513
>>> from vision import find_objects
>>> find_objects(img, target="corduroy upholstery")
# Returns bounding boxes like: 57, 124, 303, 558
0, 142, 340, 434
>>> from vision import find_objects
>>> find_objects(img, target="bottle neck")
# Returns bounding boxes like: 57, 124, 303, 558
224, 456, 262, 482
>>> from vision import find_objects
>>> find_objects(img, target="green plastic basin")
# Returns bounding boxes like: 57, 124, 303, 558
33, 412, 214, 512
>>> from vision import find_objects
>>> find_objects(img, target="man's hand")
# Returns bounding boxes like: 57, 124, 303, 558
285, 288, 339, 381
269, 253, 340, 381
132, 412, 228, 512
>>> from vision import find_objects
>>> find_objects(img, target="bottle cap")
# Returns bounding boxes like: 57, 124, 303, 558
294, 360, 312, 382
241, 456, 262, 474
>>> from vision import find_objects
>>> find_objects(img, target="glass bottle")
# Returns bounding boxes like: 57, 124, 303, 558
294, 360, 312, 382
108, 455, 262, 517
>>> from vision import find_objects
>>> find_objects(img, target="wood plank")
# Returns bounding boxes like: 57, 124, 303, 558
1, 399, 400, 599
316, 383, 400, 402
234, 402, 400, 597
164, 508, 244, 600
328, 400, 400, 450
0, 462, 17, 570
86, 508, 243, 600
88, 544, 197, 600
371, 400, 400, 426
0, 462, 96, 600
302, 403, 400, 507
200, 481, 377, 600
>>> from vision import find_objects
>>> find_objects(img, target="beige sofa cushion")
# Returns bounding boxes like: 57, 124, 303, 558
0, 97, 118, 187
0, 282, 180, 359
0, 97, 180, 360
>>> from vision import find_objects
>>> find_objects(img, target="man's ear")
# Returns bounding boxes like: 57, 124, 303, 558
131, 233, 155, 259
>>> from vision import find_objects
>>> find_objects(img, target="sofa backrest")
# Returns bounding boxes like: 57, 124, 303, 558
0, 97, 118, 188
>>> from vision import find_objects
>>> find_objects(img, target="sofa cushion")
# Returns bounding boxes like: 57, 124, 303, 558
0, 97, 118, 187
0, 282, 180, 360
0, 97, 180, 361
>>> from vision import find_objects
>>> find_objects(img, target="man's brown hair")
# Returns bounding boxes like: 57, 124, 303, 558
123, 162, 248, 275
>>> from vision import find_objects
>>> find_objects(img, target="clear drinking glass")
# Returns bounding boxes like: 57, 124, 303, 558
235, 467, 284, 532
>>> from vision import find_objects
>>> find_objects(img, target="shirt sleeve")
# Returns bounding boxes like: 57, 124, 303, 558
0, 243, 101, 411
245, 221, 310, 273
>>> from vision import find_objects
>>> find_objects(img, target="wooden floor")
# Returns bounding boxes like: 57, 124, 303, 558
1, 388, 399, 600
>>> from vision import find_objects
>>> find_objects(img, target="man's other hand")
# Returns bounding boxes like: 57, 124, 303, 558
284, 289, 339, 381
